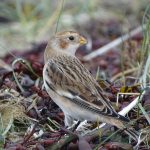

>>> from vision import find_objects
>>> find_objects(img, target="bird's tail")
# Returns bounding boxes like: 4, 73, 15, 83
116, 114, 139, 141
124, 127, 139, 142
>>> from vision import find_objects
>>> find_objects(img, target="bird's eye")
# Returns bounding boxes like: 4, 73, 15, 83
68, 36, 74, 41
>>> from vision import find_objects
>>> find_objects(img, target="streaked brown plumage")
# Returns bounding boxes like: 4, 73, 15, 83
43, 31, 138, 141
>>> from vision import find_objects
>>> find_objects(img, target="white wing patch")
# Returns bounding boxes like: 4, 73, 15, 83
57, 90, 74, 99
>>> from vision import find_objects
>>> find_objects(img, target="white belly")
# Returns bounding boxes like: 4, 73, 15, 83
44, 82, 107, 123
43, 64, 113, 125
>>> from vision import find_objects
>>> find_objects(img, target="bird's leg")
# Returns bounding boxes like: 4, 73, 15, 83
64, 114, 74, 127
71, 120, 81, 132
67, 120, 81, 131
64, 114, 81, 131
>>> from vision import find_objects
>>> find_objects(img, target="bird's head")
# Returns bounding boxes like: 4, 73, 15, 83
49, 31, 87, 55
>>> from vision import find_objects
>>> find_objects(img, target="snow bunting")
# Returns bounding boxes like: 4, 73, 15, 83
43, 31, 138, 141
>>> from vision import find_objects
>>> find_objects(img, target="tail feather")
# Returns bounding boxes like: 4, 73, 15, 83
116, 114, 139, 141
124, 128, 139, 141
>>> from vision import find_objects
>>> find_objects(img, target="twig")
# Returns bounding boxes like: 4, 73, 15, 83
55, 0, 65, 34
111, 67, 138, 82
22, 123, 38, 145
12, 58, 39, 92
138, 103, 150, 124
116, 92, 140, 107
49, 127, 78, 150
50, 134, 78, 150
118, 91, 144, 116
0, 59, 12, 71
2, 114, 13, 136
12, 58, 25, 93
83, 26, 145, 61
139, 54, 150, 88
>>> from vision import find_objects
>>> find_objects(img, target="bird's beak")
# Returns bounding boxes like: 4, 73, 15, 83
79, 36, 87, 45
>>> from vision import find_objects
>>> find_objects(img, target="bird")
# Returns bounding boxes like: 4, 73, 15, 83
43, 31, 138, 141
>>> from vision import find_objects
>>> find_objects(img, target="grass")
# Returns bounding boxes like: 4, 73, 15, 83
0, 0, 150, 149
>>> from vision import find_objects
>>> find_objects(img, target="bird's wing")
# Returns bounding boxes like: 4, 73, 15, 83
43, 55, 128, 122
